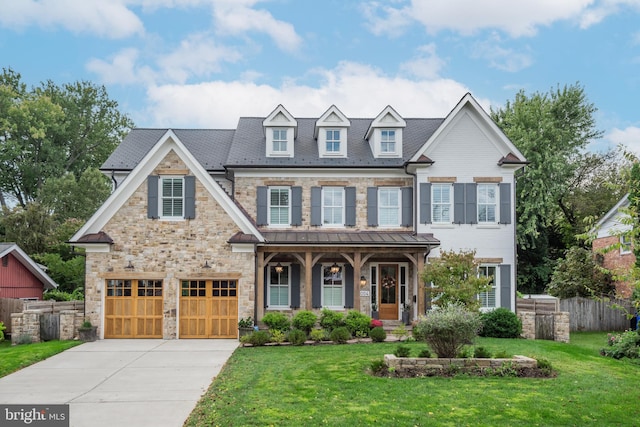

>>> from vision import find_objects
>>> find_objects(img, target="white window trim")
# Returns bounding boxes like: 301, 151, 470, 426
322, 187, 345, 228
322, 263, 345, 309
318, 128, 347, 157
267, 186, 291, 228
159, 176, 184, 221
378, 128, 401, 157
378, 187, 402, 228
432, 183, 453, 224
267, 263, 291, 309
478, 265, 499, 312
477, 183, 499, 225
621, 234, 633, 255
266, 127, 294, 157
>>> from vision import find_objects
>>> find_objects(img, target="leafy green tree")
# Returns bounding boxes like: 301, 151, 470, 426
421, 250, 492, 311
33, 253, 85, 293
1, 203, 54, 254
492, 83, 603, 293
546, 246, 613, 299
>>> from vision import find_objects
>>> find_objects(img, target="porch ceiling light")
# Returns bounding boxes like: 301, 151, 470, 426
274, 262, 284, 274
330, 262, 340, 274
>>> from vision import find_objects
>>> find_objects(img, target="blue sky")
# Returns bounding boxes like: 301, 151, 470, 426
1, 0, 640, 154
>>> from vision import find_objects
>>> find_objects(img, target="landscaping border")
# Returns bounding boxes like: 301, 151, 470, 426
384, 353, 538, 373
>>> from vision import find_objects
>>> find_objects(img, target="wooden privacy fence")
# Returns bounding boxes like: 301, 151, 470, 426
0, 298, 25, 335
560, 297, 632, 332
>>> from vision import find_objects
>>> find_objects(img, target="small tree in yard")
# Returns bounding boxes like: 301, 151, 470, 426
413, 303, 483, 358
421, 250, 492, 311
546, 246, 613, 299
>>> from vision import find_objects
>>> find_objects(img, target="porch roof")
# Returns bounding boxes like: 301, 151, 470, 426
254, 230, 439, 248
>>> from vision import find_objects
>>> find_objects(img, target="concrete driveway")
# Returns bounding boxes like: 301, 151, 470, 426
0, 339, 238, 427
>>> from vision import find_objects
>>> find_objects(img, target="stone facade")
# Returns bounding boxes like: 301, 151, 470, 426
84, 151, 256, 339
592, 235, 635, 298
11, 310, 41, 344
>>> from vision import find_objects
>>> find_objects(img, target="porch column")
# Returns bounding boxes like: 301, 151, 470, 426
354, 251, 361, 312
416, 251, 425, 315
305, 251, 313, 310
257, 252, 265, 320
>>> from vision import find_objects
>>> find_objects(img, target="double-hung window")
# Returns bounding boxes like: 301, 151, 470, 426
322, 264, 343, 308
326, 129, 341, 153
379, 188, 401, 227
268, 187, 290, 226
477, 184, 498, 223
268, 264, 290, 308
432, 184, 452, 223
621, 234, 633, 254
161, 177, 184, 218
323, 187, 344, 226
272, 129, 287, 152
381, 130, 396, 153
478, 265, 497, 309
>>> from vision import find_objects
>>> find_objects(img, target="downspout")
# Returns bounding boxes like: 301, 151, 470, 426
110, 170, 118, 191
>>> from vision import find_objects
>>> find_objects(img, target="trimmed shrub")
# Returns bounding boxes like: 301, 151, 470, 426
480, 308, 522, 338
412, 303, 483, 358
261, 312, 291, 332
329, 326, 351, 343
418, 348, 432, 358
287, 329, 308, 346
270, 329, 286, 344
369, 326, 387, 342
344, 310, 372, 337
320, 308, 345, 332
309, 328, 326, 342
473, 346, 492, 358
248, 330, 271, 346
370, 359, 387, 374
291, 310, 317, 334
394, 344, 411, 358
494, 350, 511, 359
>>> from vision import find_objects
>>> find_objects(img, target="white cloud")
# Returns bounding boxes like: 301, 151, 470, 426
364, 0, 594, 37
399, 43, 446, 79
471, 33, 534, 72
0, 0, 144, 39
605, 126, 640, 155
212, 0, 302, 52
579, 0, 640, 28
143, 61, 472, 128
86, 48, 156, 85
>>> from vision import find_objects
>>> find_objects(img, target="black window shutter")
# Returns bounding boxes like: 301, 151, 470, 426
147, 176, 159, 219
184, 176, 196, 219
311, 187, 322, 226
419, 183, 431, 224
344, 264, 354, 309
256, 186, 268, 226
367, 187, 378, 226
290, 264, 301, 309
312, 264, 322, 308
291, 186, 302, 226
453, 183, 465, 224
465, 183, 477, 224
499, 265, 511, 308
345, 187, 356, 226
499, 183, 511, 224
401, 187, 413, 227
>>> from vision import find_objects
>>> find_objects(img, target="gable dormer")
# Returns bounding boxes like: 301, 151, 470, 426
365, 106, 406, 158
314, 105, 350, 158
263, 105, 297, 157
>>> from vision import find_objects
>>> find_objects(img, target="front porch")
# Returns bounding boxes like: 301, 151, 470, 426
251, 230, 439, 323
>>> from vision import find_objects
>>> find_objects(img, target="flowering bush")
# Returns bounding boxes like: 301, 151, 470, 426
370, 319, 383, 328
601, 330, 640, 359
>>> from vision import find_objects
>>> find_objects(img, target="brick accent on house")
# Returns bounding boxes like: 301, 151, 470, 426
592, 236, 635, 298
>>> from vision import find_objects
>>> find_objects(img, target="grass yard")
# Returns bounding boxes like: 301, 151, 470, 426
186, 332, 639, 426
0, 340, 82, 377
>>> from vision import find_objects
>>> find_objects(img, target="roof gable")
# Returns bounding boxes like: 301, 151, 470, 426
314, 105, 350, 138
0, 243, 57, 290
593, 194, 631, 238
365, 105, 406, 140
71, 130, 264, 245
409, 93, 527, 167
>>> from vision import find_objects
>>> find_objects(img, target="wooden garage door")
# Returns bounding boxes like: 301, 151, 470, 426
179, 279, 238, 338
105, 279, 163, 338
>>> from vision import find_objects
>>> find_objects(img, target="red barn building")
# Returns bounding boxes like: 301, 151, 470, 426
0, 243, 58, 300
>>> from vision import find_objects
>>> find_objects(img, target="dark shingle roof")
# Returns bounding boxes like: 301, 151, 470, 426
100, 117, 445, 171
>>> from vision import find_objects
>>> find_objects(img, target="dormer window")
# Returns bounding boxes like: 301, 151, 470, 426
366, 106, 406, 158
315, 105, 350, 158
263, 105, 297, 158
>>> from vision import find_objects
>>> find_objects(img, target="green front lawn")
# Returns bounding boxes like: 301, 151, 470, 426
0, 340, 82, 377
186, 332, 639, 426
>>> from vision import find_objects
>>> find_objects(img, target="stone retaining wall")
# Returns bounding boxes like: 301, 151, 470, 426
384, 354, 537, 374
518, 311, 570, 343
11, 310, 84, 344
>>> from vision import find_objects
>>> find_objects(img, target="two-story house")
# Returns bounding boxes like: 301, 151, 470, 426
70, 93, 527, 339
